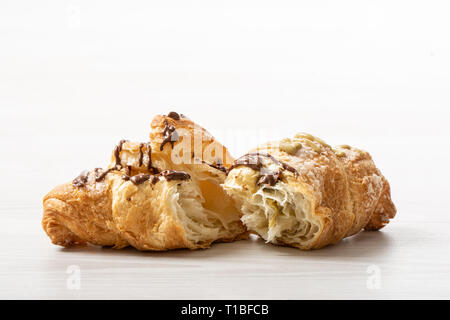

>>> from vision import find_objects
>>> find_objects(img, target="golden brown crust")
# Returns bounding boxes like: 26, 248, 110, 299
332, 145, 396, 234
364, 179, 396, 231
43, 171, 246, 251
42, 174, 128, 248
224, 133, 396, 250
42, 113, 247, 251
150, 114, 234, 167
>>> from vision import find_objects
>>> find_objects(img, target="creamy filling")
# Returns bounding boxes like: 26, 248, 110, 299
238, 182, 319, 245
171, 178, 240, 245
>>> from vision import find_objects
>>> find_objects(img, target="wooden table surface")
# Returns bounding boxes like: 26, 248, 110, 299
1, 1, 450, 299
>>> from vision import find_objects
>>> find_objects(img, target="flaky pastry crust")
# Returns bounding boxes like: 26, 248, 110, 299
43, 113, 248, 251
223, 133, 396, 250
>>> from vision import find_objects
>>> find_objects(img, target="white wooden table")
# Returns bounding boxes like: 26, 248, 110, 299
2, 217, 450, 299
1, 1, 450, 299
2, 108, 449, 299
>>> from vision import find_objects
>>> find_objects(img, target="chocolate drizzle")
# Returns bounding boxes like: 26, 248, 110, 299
159, 111, 188, 151
74, 168, 190, 188
131, 174, 150, 185
73, 136, 190, 189
74, 166, 189, 188
228, 153, 264, 172
147, 143, 159, 173
160, 170, 191, 181
280, 162, 297, 175
146, 143, 151, 169
160, 120, 179, 151
228, 152, 298, 187
167, 111, 180, 120
73, 170, 90, 187
120, 170, 189, 185
202, 159, 227, 173
137, 142, 159, 173
257, 170, 280, 186
130, 174, 159, 185
94, 168, 113, 182
114, 140, 128, 168
167, 111, 188, 120
138, 143, 144, 167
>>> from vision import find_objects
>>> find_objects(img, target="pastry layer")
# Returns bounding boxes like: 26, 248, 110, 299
224, 133, 396, 250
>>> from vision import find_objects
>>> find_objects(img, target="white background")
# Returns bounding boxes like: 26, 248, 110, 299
1, 1, 449, 299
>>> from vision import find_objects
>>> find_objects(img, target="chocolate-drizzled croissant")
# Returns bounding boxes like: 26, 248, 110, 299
223, 133, 396, 250
42, 113, 247, 251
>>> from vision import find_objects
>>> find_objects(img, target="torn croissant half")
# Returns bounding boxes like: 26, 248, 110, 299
42, 112, 247, 251
223, 133, 396, 250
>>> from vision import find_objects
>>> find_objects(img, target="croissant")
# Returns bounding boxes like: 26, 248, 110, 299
42, 112, 248, 251
223, 133, 396, 250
